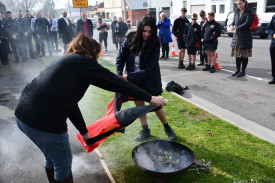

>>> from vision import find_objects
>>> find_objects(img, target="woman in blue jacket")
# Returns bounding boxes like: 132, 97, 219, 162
267, 15, 275, 84
116, 17, 176, 142
157, 12, 173, 59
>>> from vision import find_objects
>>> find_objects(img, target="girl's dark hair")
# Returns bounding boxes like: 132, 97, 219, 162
65, 33, 101, 59
127, 17, 160, 56
237, 0, 248, 6
98, 17, 102, 24
200, 10, 206, 17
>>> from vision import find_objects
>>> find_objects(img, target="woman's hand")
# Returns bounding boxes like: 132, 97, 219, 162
82, 133, 91, 146
230, 25, 235, 31
201, 39, 204, 43
273, 34, 275, 39
150, 96, 167, 107
121, 75, 128, 81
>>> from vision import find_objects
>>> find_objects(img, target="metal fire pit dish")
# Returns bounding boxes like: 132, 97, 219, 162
132, 140, 194, 178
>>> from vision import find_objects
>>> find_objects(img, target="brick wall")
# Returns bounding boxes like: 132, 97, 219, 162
128, 9, 148, 26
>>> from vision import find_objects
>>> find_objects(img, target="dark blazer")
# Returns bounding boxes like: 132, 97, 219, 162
58, 17, 73, 43
116, 38, 162, 96
76, 19, 93, 37
172, 17, 190, 40
230, 6, 253, 50
267, 15, 275, 48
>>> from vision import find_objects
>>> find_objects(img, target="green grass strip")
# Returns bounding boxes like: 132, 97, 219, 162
47, 56, 275, 183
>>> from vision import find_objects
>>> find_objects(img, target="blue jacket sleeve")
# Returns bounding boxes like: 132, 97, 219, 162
267, 16, 275, 37
116, 39, 129, 76
127, 49, 160, 82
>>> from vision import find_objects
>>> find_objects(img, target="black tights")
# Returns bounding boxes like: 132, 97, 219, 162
162, 43, 169, 57
236, 57, 248, 72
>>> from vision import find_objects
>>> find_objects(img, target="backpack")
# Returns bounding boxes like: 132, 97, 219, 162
165, 81, 188, 95
250, 13, 259, 32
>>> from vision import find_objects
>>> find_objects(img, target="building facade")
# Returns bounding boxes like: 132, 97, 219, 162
104, 0, 122, 19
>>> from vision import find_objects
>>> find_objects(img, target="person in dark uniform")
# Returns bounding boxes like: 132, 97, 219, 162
5, 11, 21, 62
198, 10, 208, 66
267, 14, 275, 84
58, 10, 73, 54
48, 12, 59, 53
24, 10, 35, 58
0, 13, 9, 65
76, 12, 93, 38
31, 12, 41, 56
34, 12, 52, 57
201, 12, 222, 73
111, 16, 118, 50
116, 17, 177, 142
15, 10, 28, 61
172, 8, 190, 69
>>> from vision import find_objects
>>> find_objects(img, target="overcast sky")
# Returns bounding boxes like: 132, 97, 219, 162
54, 0, 99, 9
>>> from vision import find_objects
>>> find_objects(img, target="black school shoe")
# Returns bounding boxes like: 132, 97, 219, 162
160, 55, 165, 59
268, 79, 275, 84
135, 129, 151, 141
178, 62, 185, 69
232, 70, 240, 76
186, 64, 192, 70
236, 71, 245, 77
164, 125, 177, 141
209, 66, 216, 73
202, 64, 210, 71
190, 64, 195, 70
197, 62, 204, 66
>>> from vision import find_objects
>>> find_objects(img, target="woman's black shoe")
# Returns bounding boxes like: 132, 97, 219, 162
165, 56, 169, 59
232, 70, 240, 76
268, 80, 275, 84
160, 56, 165, 59
236, 71, 245, 77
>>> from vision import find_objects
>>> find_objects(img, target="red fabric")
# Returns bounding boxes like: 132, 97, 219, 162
250, 13, 259, 32
83, 21, 88, 34
76, 98, 120, 153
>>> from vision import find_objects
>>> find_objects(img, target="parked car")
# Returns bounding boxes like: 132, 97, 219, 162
89, 18, 97, 29
224, 12, 269, 39
170, 14, 192, 27
102, 19, 111, 29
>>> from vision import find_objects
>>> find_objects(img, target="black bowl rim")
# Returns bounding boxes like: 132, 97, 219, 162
132, 140, 195, 177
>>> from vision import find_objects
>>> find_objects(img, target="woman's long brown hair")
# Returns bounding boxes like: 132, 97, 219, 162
65, 33, 101, 59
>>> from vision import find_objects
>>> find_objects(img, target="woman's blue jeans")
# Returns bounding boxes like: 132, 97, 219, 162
16, 118, 72, 181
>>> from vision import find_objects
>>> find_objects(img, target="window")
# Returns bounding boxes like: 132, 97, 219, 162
266, 0, 275, 13
211, 5, 216, 13
183, 1, 187, 8
220, 4, 225, 13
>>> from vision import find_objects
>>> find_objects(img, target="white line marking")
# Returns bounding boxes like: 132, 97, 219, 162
221, 69, 264, 81
95, 148, 116, 183
162, 81, 275, 145
161, 71, 202, 79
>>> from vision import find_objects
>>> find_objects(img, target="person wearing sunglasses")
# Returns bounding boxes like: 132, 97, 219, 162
185, 13, 201, 70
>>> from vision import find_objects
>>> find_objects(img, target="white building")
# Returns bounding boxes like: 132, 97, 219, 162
172, 0, 275, 22
104, 0, 123, 19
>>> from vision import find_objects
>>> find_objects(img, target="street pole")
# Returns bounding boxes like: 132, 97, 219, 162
123, 0, 127, 21
68, 0, 71, 17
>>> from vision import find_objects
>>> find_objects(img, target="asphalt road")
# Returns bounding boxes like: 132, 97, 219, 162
96, 29, 275, 133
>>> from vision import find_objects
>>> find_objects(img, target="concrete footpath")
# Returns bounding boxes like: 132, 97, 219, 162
0, 55, 112, 183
